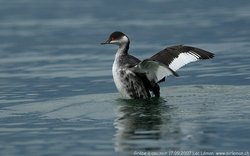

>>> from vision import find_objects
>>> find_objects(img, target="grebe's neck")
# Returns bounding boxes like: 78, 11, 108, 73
115, 36, 130, 57
117, 42, 129, 55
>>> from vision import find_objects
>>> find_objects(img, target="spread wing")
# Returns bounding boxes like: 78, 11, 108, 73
150, 45, 214, 71
130, 60, 178, 83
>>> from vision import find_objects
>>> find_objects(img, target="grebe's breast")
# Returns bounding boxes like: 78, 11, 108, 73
112, 58, 149, 99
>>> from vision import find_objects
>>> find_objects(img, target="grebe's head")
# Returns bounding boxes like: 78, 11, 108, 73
101, 31, 129, 46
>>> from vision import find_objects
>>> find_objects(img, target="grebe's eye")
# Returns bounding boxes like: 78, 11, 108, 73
111, 37, 116, 40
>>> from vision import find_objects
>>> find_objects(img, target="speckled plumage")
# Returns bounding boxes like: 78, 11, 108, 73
112, 53, 150, 99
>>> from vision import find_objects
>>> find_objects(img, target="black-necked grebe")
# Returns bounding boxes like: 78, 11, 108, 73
101, 31, 214, 99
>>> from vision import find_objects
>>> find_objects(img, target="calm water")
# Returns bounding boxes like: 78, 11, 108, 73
0, 0, 250, 156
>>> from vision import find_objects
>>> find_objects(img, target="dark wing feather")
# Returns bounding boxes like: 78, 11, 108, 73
118, 54, 141, 68
150, 45, 214, 71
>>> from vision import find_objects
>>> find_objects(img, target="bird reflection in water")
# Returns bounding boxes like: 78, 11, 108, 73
113, 98, 178, 154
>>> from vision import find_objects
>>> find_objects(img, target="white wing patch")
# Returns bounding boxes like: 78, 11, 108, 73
153, 62, 173, 81
131, 60, 175, 83
169, 52, 200, 71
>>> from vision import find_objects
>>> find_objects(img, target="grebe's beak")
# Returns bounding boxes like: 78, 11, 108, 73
101, 38, 111, 45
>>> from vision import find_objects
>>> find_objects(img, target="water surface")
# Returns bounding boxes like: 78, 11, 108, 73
0, 0, 250, 155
